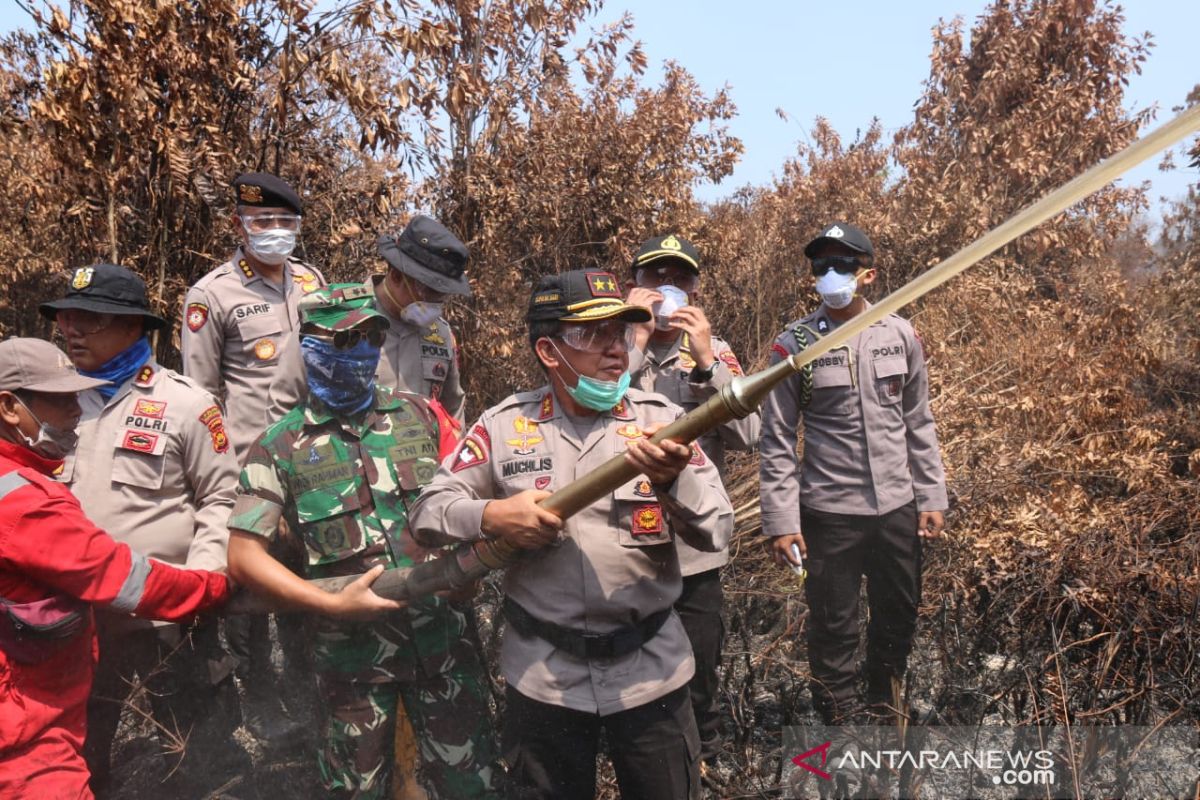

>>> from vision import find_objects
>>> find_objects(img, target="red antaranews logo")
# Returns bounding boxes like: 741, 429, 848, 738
792, 741, 833, 781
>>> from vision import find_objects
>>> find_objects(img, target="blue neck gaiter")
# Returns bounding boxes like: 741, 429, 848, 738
79, 337, 153, 401
301, 336, 381, 416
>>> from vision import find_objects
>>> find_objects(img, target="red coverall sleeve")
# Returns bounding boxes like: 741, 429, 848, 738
429, 397, 463, 461
1, 486, 230, 621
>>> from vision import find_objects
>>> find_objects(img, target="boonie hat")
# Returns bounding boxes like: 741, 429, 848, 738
233, 172, 303, 215
299, 283, 390, 332
526, 270, 652, 324
803, 221, 874, 259
377, 215, 472, 297
0, 338, 110, 393
631, 234, 701, 274
38, 263, 167, 330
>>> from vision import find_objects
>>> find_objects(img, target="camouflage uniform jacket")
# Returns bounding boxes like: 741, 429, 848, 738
229, 386, 471, 683
363, 275, 465, 424
758, 302, 948, 536
628, 332, 760, 575
181, 248, 327, 462
408, 386, 735, 716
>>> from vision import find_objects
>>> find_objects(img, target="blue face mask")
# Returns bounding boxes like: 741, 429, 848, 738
550, 341, 631, 412
300, 336, 381, 415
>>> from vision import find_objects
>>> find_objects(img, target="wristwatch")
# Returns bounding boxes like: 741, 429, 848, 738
689, 362, 715, 383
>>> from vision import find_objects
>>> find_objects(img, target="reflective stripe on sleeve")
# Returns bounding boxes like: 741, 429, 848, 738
110, 550, 151, 613
0, 472, 30, 501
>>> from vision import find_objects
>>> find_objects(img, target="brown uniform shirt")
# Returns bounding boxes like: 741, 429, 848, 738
364, 275, 465, 423
180, 249, 326, 462
759, 303, 948, 536
627, 332, 759, 574
59, 360, 239, 626
408, 387, 734, 715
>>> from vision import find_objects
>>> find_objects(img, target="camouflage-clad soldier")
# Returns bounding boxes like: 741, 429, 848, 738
368, 215, 472, 423
226, 284, 500, 800
410, 270, 735, 800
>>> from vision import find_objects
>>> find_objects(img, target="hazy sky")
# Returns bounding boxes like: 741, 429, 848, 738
1, 1, 1195, 215
598, 1, 1199, 210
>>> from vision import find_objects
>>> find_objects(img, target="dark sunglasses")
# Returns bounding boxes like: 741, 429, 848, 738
302, 327, 386, 350
810, 255, 863, 276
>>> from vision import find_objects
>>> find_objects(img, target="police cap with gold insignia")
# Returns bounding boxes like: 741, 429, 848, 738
526, 270, 652, 324
631, 233, 701, 274
377, 215, 472, 297
38, 263, 167, 330
233, 172, 303, 215
298, 283, 390, 333
803, 221, 874, 259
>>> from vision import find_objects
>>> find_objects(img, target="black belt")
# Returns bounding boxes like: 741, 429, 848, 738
503, 597, 672, 661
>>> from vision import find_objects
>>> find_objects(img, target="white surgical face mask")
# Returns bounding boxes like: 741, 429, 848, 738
653, 285, 689, 331
15, 398, 78, 460
246, 228, 297, 265
400, 302, 443, 328
815, 270, 858, 309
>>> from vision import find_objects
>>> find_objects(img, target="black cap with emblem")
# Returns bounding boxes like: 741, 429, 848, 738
377, 215, 472, 297
233, 172, 303, 215
803, 221, 874, 259
526, 270, 651, 324
631, 233, 701, 274
38, 263, 167, 329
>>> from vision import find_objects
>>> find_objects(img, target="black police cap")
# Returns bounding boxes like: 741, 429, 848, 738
233, 172, 303, 215
631, 234, 701, 274
526, 270, 651, 324
803, 222, 874, 259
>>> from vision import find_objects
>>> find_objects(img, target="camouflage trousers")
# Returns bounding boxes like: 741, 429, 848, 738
318, 666, 501, 799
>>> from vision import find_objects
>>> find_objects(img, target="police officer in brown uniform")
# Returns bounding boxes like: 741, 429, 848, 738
38, 264, 252, 796
369, 215, 469, 424
410, 270, 735, 800
759, 222, 947, 724
624, 234, 759, 766
369, 218, 473, 800
180, 172, 326, 739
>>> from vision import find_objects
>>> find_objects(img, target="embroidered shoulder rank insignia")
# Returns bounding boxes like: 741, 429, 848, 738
238, 259, 255, 279
538, 393, 554, 420
135, 365, 155, 386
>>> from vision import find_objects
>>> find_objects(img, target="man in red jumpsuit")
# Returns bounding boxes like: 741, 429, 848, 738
0, 337, 235, 799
